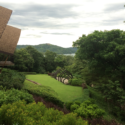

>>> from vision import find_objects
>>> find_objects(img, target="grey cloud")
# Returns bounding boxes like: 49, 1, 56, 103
100, 16, 125, 26
40, 32, 73, 35
104, 3, 125, 12
2, 3, 79, 21
1, 2, 125, 30
22, 34, 41, 38
2, 3, 81, 29
8, 17, 80, 29
21, 28, 29, 30
13, 4, 79, 19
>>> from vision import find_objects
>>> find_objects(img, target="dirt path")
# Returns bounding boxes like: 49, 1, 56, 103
26, 79, 41, 85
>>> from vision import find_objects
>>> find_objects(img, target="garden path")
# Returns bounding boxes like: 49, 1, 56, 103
26, 79, 41, 85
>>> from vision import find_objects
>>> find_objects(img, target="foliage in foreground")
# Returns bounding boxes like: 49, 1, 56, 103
65, 99, 105, 120
0, 69, 25, 90
93, 80, 125, 122
23, 80, 64, 108
0, 87, 34, 106
0, 100, 88, 125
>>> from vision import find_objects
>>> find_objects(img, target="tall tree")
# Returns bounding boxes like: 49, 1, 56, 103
54, 54, 67, 68
26, 46, 45, 73
14, 48, 34, 71
63, 55, 74, 66
44, 50, 57, 72
73, 29, 125, 89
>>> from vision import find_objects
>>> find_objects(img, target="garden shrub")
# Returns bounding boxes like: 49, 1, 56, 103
69, 78, 83, 86
0, 100, 34, 125
56, 112, 88, 125
65, 101, 74, 110
70, 104, 79, 112
43, 108, 63, 123
56, 66, 62, 70
0, 87, 34, 106
0, 89, 34, 106
0, 69, 25, 90
23, 81, 64, 108
74, 101, 81, 106
74, 99, 105, 119
0, 100, 87, 125
73, 73, 82, 79
25, 101, 47, 121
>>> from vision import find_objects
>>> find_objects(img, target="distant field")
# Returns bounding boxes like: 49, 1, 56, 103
26, 74, 89, 102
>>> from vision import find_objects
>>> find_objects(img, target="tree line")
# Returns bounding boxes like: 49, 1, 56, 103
0, 46, 74, 73
16, 44, 77, 54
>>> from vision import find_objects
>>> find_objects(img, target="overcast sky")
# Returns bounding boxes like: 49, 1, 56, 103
1, 0, 125, 48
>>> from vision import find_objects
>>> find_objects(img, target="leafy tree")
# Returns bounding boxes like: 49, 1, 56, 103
54, 54, 67, 68
44, 50, 57, 72
13, 48, 34, 71
73, 29, 125, 90
64, 55, 88, 78
26, 46, 45, 73
63, 55, 74, 66
16, 44, 77, 54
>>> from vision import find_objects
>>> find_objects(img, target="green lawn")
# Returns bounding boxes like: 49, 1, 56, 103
26, 74, 89, 102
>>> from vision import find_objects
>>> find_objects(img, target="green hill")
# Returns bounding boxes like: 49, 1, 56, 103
16, 44, 77, 54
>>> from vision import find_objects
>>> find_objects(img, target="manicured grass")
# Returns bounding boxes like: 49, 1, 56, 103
26, 74, 90, 102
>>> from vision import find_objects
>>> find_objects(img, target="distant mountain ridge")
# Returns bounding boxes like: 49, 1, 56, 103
16, 44, 77, 54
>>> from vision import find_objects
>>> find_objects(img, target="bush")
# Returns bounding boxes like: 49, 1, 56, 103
65, 101, 74, 110
56, 112, 87, 125
0, 100, 87, 125
23, 81, 64, 108
0, 69, 25, 90
69, 78, 83, 86
0, 87, 34, 106
74, 101, 81, 106
56, 66, 62, 70
70, 104, 79, 112
74, 100, 105, 119
43, 108, 63, 123
73, 73, 82, 79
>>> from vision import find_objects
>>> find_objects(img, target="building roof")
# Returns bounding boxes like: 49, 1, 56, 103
0, 25, 21, 55
0, 6, 21, 56
0, 6, 12, 39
